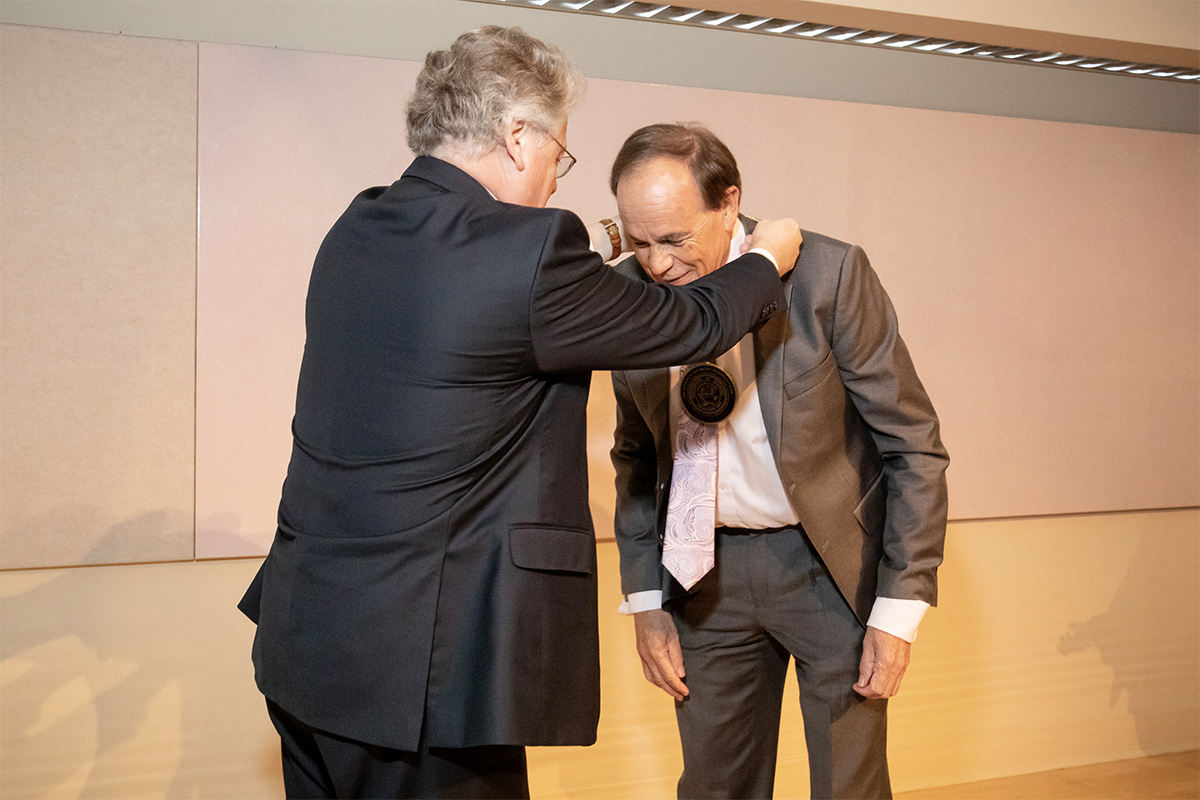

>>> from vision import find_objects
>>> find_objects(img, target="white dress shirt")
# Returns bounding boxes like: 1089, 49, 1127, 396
618, 223, 928, 643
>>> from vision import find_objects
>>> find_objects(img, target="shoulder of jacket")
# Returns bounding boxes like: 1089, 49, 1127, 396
793, 229, 863, 280
798, 229, 855, 257
487, 203, 584, 236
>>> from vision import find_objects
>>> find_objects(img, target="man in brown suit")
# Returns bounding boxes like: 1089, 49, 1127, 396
609, 124, 949, 799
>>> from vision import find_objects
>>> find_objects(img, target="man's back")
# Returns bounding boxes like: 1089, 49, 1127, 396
244, 156, 789, 753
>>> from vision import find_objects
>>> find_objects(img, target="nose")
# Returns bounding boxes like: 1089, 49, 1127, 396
648, 248, 674, 281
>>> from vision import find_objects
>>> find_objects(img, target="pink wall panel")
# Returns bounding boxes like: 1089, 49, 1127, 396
197, 44, 1199, 557
196, 44, 418, 557
562, 79, 1199, 520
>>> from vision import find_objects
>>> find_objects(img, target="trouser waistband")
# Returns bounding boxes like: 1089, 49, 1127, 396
716, 523, 802, 536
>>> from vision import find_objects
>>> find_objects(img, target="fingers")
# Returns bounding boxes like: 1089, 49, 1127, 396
744, 218, 802, 276
634, 609, 690, 700
641, 648, 688, 700
639, 638, 688, 700
853, 667, 903, 698
854, 626, 911, 699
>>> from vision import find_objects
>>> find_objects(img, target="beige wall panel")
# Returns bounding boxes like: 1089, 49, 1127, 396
0, 26, 197, 569
2, 511, 1195, 798
195, 42, 1197, 557
885, 509, 1199, 789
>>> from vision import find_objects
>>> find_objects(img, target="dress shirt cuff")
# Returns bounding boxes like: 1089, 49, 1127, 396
866, 597, 929, 643
617, 590, 664, 615
745, 247, 778, 269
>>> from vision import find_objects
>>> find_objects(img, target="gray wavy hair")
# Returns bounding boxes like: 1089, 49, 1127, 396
406, 26, 586, 158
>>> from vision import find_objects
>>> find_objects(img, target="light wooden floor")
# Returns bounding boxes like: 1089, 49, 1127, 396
895, 750, 1199, 799
529, 747, 1199, 799
525, 542, 1199, 799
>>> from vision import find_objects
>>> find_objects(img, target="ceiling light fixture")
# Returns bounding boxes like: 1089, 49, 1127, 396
468, 0, 1199, 82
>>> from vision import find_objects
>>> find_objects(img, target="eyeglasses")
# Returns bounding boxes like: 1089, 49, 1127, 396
547, 133, 576, 179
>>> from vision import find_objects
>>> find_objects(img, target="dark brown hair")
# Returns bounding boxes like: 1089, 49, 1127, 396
609, 123, 741, 210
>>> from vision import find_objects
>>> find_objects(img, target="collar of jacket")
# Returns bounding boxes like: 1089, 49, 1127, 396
402, 155, 497, 205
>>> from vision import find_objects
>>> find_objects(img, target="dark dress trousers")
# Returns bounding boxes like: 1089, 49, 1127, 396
238, 157, 785, 754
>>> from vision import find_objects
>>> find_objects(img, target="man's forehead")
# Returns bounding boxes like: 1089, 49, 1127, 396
619, 164, 700, 218
617, 157, 738, 220
623, 157, 696, 193
618, 199, 698, 240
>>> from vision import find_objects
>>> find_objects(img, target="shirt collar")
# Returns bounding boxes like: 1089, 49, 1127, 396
724, 220, 747, 267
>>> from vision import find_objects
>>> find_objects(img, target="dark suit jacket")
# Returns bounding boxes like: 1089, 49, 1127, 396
238, 158, 784, 751
611, 219, 949, 623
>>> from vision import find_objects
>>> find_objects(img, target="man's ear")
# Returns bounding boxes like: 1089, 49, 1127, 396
503, 119, 530, 172
720, 184, 741, 232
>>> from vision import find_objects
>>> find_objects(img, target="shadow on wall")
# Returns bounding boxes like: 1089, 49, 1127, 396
0, 505, 193, 570
1058, 525, 1200, 754
0, 511, 280, 799
196, 510, 276, 559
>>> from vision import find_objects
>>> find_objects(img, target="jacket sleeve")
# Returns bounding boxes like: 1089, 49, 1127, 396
609, 369, 665, 596
832, 244, 950, 605
529, 210, 782, 373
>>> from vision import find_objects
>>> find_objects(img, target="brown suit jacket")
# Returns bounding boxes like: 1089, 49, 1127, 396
611, 221, 949, 621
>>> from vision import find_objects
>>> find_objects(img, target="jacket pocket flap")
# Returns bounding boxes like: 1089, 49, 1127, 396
783, 351, 835, 400
510, 525, 594, 574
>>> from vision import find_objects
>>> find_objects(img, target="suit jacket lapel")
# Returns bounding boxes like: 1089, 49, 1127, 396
753, 295, 788, 464
635, 369, 673, 464
745, 213, 791, 465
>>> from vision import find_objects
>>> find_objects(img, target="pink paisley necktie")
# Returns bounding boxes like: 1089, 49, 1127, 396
662, 368, 718, 590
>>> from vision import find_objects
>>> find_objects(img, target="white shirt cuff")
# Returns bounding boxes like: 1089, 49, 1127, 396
617, 590, 664, 615
867, 597, 929, 643
746, 246, 777, 269
618, 592, 927, 642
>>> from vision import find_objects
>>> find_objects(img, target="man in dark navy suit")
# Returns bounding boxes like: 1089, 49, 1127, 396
238, 29, 802, 799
